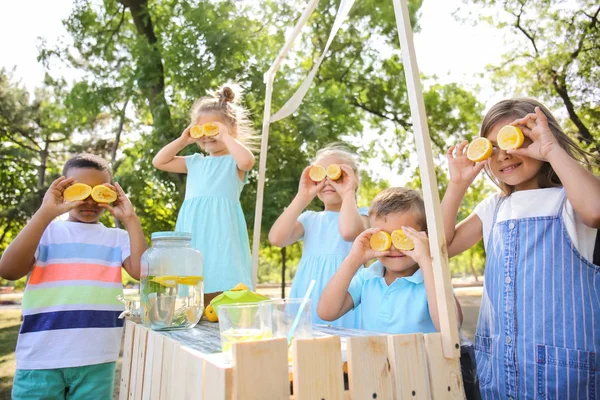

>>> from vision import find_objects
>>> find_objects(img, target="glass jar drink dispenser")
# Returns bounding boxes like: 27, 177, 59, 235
140, 232, 204, 330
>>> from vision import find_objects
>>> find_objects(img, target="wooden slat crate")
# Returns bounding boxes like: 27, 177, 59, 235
119, 320, 465, 400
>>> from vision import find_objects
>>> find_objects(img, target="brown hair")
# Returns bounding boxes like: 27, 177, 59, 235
480, 98, 597, 195
369, 187, 427, 231
190, 83, 258, 151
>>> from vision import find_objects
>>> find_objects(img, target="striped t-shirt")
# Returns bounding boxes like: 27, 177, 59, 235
16, 220, 131, 369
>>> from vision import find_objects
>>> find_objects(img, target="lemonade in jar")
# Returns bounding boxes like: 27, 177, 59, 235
140, 232, 204, 330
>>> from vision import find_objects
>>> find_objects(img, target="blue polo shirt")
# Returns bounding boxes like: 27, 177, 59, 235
347, 261, 436, 334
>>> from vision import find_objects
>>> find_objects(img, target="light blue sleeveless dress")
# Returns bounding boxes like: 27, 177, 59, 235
175, 154, 252, 293
290, 209, 367, 328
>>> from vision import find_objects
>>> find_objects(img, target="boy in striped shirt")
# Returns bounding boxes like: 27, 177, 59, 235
0, 154, 147, 400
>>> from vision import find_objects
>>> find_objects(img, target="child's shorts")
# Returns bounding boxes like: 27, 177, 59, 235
12, 361, 116, 400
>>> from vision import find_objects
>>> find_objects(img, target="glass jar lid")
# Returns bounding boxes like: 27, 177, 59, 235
151, 231, 193, 240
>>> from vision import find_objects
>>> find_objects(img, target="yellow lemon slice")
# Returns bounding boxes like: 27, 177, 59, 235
190, 124, 204, 138
466, 137, 493, 162
64, 183, 92, 202
369, 231, 392, 251
497, 125, 524, 150
391, 229, 415, 251
177, 276, 204, 285
91, 185, 118, 203
204, 304, 218, 322
326, 164, 342, 180
150, 276, 179, 288
309, 165, 327, 182
202, 123, 219, 137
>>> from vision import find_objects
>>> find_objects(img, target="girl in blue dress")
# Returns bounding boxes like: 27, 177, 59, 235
442, 98, 600, 399
269, 144, 368, 328
153, 84, 255, 294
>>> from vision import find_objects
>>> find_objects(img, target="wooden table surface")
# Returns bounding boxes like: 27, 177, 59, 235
156, 320, 380, 356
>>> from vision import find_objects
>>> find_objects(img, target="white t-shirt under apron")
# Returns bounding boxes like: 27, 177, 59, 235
474, 187, 597, 263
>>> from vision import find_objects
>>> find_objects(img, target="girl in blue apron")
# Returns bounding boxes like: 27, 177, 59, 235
442, 98, 600, 399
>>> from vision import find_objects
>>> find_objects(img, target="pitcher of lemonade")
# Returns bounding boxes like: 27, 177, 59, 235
139, 232, 204, 330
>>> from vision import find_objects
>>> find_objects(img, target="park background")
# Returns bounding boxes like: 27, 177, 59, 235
0, 0, 598, 397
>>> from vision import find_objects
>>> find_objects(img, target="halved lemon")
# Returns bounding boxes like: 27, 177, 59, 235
64, 183, 92, 202
204, 304, 218, 322
466, 137, 493, 162
91, 185, 117, 203
178, 276, 204, 285
190, 124, 204, 138
370, 231, 392, 251
391, 229, 414, 251
150, 276, 179, 288
202, 123, 219, 137
326, 164, 342, 180
230, 283, 249, 291
309, 165, 327, 182
497, 125, 524, 150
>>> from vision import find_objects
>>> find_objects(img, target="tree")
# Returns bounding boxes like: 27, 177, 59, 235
461, 0, 599, 153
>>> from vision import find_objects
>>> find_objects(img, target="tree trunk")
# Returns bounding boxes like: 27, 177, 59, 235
281, 247, 287, 299
469, 251, 479, 282
552, 73, 598, 154
118, 0, 174, 140
111, 98, 129, 229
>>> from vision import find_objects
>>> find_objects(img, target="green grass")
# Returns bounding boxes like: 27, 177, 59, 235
0, 309, 21, 399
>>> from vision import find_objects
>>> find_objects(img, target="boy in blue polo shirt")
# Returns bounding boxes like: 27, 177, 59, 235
318, 187, 463, 333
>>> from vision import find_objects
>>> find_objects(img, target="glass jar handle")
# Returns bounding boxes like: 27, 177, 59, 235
116, 295, 140, 319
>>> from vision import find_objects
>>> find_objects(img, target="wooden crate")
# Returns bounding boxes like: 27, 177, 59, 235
119, 320, 464, 400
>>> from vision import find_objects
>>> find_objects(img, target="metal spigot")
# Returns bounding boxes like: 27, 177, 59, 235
117, 295, 140, 319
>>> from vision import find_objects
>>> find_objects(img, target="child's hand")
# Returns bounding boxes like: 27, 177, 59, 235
98, 183, 138, 224
446, 140, 486, 186
329, 165, 358, 198
297, 165, 326, 203
400, 226, 431, 265
348, 228, 391, 265
507, 107, 560, 161
40, 177, 84, 218
180, 124, 198, 146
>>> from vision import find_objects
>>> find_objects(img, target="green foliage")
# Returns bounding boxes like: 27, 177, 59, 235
461, 0, 599, 153
1, 0, 494, 284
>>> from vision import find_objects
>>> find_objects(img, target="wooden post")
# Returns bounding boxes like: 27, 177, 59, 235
251, 0, 321, 288
392, 0, 461, 358
119, 320, 136, 400
347, 336, 394, 399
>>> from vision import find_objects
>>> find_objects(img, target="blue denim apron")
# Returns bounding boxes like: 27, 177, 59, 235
475, 191, 600, 399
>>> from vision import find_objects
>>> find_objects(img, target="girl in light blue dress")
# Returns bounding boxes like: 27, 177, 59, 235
153, 84, 255, 293
269, 144, 368, 328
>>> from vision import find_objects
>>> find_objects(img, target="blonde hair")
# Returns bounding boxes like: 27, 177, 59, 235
313, 143, 360, 177
480, 98, 598, 196
190, 83, 258, 151
369, 187, 427, 231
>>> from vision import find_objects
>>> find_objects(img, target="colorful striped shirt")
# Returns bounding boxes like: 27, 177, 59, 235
16, 220, 131, 369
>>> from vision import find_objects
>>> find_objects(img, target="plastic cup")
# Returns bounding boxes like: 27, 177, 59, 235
259, 298, 313, 362
218, 303, 272, 362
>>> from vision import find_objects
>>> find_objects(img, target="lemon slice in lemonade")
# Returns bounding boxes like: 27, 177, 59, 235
391, 229, 414, 251
326, 164, 342, 180
177, 276, 204, 285
497, 125, 524, 150
466, 137, 493, 162
309, 165, 327, 182
150, 276, 179, 288
64, 183, 92, 202
370, 231, 392, 251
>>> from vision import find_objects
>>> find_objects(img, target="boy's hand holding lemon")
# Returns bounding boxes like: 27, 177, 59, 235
348, 228, 392, 266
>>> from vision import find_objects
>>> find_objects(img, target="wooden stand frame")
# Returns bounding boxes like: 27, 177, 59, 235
120, 320, 464, 399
